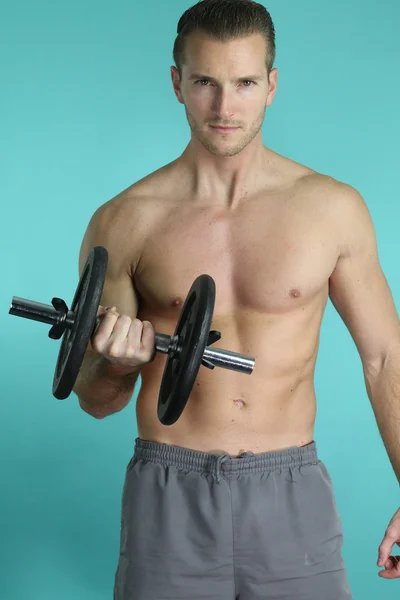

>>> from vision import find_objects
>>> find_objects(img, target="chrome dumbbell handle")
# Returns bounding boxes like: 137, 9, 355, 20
154, 333, 254, 375
9, 298, 255, 376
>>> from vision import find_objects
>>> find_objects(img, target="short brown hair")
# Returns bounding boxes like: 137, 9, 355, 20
173, 0, 276, 78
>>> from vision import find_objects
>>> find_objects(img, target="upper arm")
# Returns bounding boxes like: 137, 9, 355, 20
79, 199, 141, 350
329, 184, 399, 373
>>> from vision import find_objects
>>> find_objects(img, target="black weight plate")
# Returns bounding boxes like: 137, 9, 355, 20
52, 246, 108, 399
157, 274, 215, 425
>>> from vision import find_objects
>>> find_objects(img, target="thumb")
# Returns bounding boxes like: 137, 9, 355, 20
97, 305, 117, 316
141, 321, 156, 361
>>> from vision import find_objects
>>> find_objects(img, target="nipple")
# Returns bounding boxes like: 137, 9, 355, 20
172, 297, 184, 308
290, 288, 301, 299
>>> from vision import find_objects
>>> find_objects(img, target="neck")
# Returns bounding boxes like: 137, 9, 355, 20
178, 133, 272, 210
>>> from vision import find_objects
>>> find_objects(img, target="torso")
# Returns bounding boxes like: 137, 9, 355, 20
113, 149, 342, 455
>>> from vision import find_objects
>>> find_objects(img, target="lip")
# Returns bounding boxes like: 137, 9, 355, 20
210, 125, 239, 134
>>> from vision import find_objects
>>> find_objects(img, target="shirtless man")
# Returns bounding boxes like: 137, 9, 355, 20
73, 1, 400, 598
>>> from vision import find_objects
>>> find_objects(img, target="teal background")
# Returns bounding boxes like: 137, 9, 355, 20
1, 0, 399, 597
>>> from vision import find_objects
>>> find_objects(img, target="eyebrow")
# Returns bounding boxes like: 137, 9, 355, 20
188, 73, 265, 82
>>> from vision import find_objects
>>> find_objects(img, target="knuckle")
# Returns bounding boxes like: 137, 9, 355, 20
141, 347, 155, 363
92, 338, 103, 354
108, 343, 121, 358
104, 310, 117, 321
129, 320, 143, 338
132, 320, 143, 334
126, 347, 139, 361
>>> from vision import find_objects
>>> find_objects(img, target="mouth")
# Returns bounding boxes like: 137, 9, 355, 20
209, 125, 240, 135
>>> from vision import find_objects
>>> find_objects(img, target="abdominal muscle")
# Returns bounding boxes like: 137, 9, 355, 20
135, 309, 319, 456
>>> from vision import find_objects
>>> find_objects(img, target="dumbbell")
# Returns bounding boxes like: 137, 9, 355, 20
9, 246, 255, 425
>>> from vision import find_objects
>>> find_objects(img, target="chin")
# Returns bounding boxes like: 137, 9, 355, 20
195, 134, 244, 157
214, 148, 243, 158
206, 142, 248, 158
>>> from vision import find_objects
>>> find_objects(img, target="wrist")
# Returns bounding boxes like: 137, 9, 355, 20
98, 356, 142, 378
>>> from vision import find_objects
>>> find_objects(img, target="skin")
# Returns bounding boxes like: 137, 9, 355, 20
75, 32, 400, 576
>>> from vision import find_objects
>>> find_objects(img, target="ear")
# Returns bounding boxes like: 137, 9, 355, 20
266, 67, 278, 107
171, 66, 185, 105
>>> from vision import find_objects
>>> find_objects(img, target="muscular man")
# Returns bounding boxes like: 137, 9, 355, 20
74, 1, 400, 598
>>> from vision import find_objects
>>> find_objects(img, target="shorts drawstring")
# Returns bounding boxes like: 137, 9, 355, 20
215, 451, 256, 482
215, 454, 229, 483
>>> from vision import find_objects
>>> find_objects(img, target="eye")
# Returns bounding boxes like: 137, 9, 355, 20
195, 79, 210, 86
241, 80, 255, 87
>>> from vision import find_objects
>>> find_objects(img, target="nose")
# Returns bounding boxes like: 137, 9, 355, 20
212, 88, 235, 121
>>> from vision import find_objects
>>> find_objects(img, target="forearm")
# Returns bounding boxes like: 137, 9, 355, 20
364, 348, 400, 485
73, 352, 141, 419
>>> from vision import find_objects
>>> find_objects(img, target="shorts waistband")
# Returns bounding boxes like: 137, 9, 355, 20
134, 438, 319, 481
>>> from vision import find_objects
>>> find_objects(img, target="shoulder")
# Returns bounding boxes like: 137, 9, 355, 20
264, 150, 349, 202
290, 163, 370, 217
302, 172, 373, 226
80, 162, 178, 273
276, 154, 377, 258
271, 149, 364, 204
89, 161, 179, 236
298, 171, 376, 258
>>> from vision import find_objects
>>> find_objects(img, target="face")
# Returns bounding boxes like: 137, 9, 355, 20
171, 31, 278, 157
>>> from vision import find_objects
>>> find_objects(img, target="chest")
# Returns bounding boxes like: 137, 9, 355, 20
134, 200, 339, 315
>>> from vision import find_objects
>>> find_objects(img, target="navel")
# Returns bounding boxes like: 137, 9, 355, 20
233, 399, 246, 409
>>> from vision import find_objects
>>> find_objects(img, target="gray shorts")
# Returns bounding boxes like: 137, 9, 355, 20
114, 438, 353, 599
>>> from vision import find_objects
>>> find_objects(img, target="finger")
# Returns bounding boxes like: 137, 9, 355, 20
378, 557, 400, 579
127, 319, 144, 355
97, 309, 119, 335
141, 320, 155, 349
108, 315, 133, 349
378, 530, 398, 566
385, 557, 396, 569
92, 311, 121, 353
97, 305, 117, 316
382, 556, 400, 571
126, 319, 155, 363
141, 321, 156, 361
93, 306, 116, 337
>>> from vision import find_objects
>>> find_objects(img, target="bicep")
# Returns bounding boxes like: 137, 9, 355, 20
78, 204, 140, 348
328, 185, 399, 371
329, 252, 398, 370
